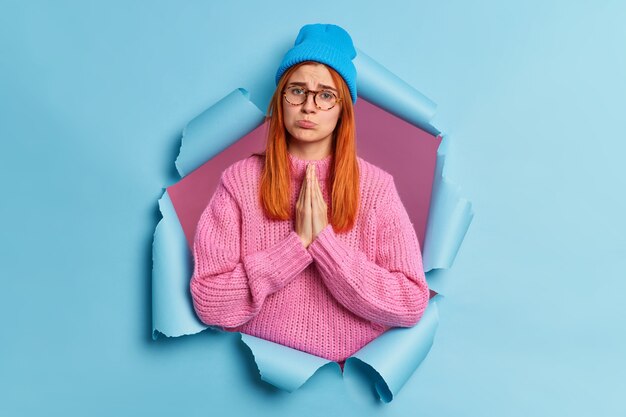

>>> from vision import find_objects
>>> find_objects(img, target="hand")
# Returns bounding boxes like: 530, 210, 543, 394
310, 165, 329, 240
295, 164, 314, 248
295, 164, 329, 248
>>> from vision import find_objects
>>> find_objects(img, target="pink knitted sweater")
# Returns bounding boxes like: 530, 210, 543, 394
190, 152, 429, 362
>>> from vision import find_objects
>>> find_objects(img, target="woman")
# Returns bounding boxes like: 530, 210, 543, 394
189, 23, 429, 363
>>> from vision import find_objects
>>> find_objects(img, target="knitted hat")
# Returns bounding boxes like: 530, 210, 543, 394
275, 24, 358, 104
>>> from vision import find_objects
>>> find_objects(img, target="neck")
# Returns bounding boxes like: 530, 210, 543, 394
287, 140, 333, 161
287, 151, 333, 181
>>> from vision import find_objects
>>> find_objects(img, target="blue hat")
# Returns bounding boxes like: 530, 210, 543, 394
275, 24, 358, 104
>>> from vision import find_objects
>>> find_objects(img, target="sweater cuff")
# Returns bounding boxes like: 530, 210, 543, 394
307, 224, 350, 274
243, 230, 313, 297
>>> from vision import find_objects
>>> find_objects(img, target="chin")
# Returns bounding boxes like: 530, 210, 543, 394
289, 129, 331, 143
293, 134, 320, 142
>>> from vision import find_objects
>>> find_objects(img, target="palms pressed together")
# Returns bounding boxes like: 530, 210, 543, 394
295, 164, 329, 248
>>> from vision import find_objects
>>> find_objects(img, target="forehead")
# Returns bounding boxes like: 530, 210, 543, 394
286, 64, 336, 88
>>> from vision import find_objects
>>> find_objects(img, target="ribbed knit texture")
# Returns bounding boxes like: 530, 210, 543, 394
190, 152, 429, 362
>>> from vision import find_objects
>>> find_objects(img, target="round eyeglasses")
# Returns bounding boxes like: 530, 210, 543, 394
283, 85, 342, 111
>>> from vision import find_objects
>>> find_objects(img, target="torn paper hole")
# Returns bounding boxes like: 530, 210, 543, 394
152, 50, 472, 402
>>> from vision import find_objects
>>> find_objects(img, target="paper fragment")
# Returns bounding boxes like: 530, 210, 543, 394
152, 190, 206, 339
175, 88, 265, 177
346, 296, 440, 402
355, 49, 439, 136
240, 334, 335, 392
422, 136, 474, 273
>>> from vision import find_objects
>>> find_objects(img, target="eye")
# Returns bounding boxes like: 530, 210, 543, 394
319, 91, 334, 101
290, 87, 305, 95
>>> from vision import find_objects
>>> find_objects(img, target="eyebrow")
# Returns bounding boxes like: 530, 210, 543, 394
287, 81, 338, 93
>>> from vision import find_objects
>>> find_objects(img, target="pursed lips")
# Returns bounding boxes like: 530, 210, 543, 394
296, 120, 317, 129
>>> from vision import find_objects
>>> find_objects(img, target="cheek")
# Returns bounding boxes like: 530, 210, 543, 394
323, 111, 341, 130
282, 107, 296, 132
283, 105, 297, 124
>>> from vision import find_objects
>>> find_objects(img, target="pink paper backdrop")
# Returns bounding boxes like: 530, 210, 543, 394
168, 98, 441, 252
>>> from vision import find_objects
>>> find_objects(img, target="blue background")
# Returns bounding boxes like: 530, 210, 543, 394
2, 1, 625, 415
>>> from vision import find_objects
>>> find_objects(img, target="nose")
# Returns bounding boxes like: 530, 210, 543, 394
300, 92, 317, 113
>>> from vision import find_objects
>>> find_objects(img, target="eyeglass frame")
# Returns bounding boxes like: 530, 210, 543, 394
282, 85, 343, 111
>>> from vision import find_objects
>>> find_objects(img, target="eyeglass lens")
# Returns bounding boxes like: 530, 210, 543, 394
284, 86, 337, 110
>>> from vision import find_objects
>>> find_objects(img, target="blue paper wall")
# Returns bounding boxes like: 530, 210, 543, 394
1, 1, 625, 416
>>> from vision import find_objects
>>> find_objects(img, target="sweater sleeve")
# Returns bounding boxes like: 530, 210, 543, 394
307, 175, 429, 327
190, 178, 313, 329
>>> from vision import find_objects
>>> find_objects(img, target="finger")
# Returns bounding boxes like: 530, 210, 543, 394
302, 164, 312, 196
297, 168, 306, 204
316, 171, 322, 195
315, 181, 327, 220
311, 167, 320, 202
313, 171, 323, 203
305, 164, 312, 207
311, 166, 318, 190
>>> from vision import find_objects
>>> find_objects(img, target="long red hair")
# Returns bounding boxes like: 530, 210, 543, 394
251, 61, 360, 233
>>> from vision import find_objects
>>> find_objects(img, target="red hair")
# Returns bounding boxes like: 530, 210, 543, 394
251, 61, 360, 233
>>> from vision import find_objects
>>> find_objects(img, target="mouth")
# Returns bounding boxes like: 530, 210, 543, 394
296, 120, 317, 129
